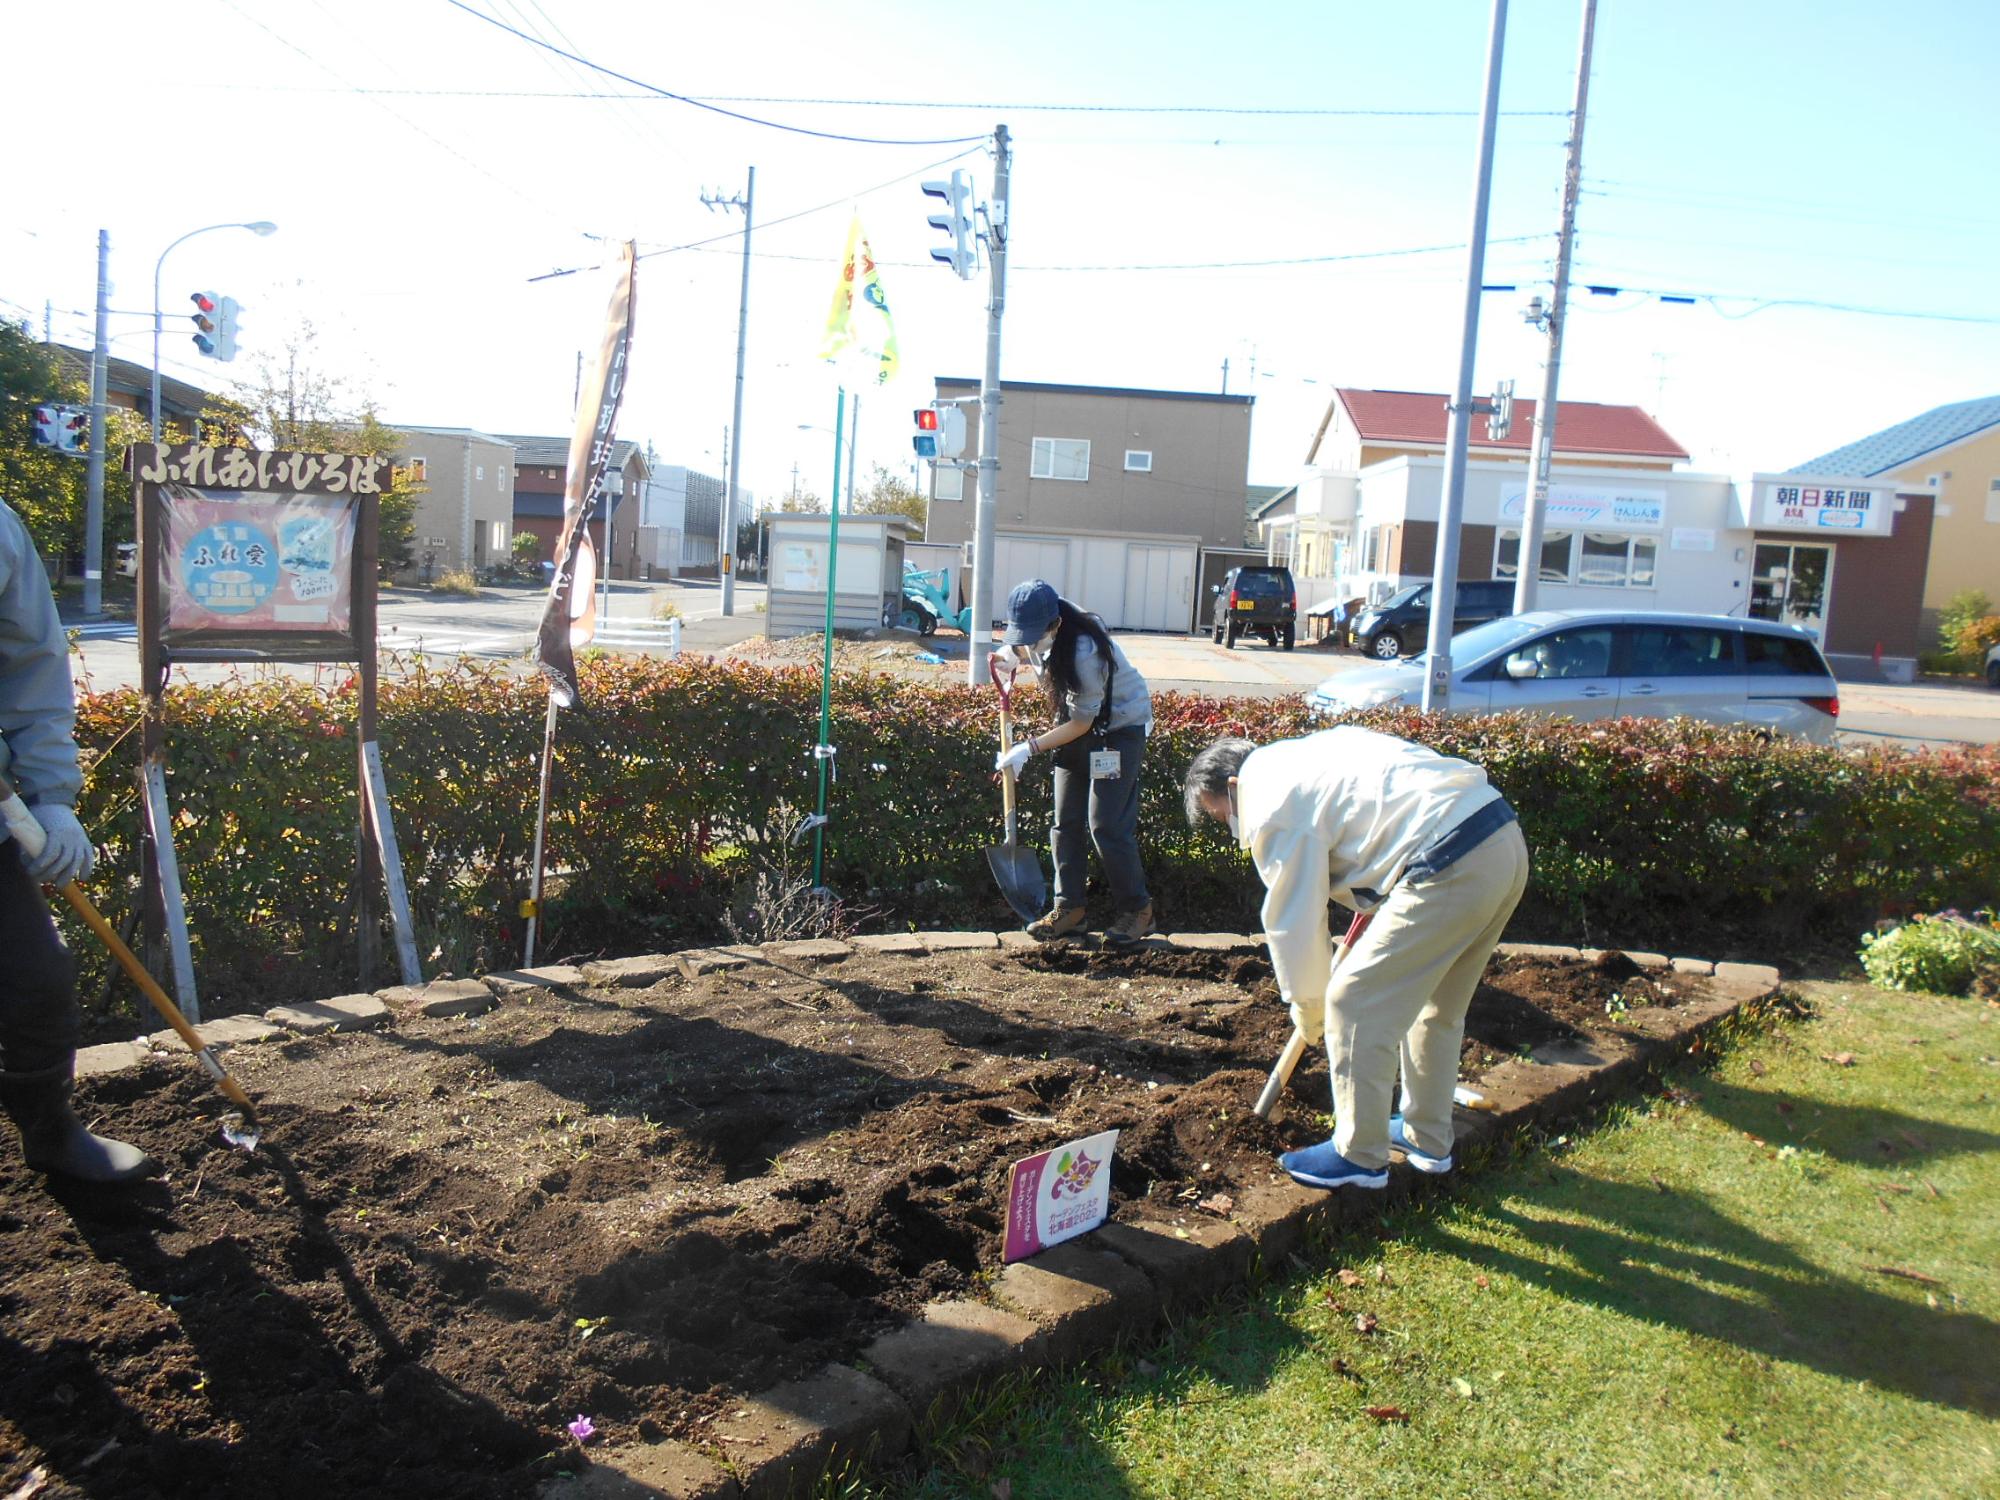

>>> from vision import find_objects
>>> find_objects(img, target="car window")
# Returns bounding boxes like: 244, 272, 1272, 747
1377, 584, 1425, 611
1457, 616, 1546, 675
1623, 624, 1737, 678
1501, 626, 1617, 681
1741, 630, 1830, 677
1234, 570, 1286, 597
1457, 581, 1511, 609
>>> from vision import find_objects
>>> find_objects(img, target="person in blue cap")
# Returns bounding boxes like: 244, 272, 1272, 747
993, 580, 1155, 944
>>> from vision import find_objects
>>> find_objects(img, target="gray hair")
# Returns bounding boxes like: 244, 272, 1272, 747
1183, 737, 1256, 825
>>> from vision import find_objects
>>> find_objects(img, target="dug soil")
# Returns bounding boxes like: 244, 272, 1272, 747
0, 944, 1698, 1498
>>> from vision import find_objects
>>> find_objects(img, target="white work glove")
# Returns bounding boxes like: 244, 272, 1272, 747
1287, 993, 1326, 1046
22, 804, 95, 887
995, 741, 1033, 777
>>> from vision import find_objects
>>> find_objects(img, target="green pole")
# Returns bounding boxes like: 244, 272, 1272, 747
811, 387, 846, 889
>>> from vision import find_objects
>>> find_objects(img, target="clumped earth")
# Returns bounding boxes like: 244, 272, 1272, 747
0, 943, 1698, 1498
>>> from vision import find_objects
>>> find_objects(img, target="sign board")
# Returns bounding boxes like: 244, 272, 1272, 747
1747, 473, 1896, 538
1003, 1128, 1119, 1263
1498, 483, 1665, 531
1670, 527, 1716, 551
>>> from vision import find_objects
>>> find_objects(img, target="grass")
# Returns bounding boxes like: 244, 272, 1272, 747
880, 983, 2000, 1499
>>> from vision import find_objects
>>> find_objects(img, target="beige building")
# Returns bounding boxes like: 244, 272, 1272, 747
925, 378, 1254, 631
391, 426, 518, 582
1792, 396, 2000, 637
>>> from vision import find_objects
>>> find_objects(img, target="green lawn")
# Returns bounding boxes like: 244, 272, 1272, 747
884, 984, 2000, 1499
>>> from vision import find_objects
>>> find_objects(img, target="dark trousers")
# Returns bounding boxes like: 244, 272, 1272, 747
1049, 724, 1150, 915
0, 844, 78, 1071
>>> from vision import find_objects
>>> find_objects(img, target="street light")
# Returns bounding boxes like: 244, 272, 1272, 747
151, 220, 277, 439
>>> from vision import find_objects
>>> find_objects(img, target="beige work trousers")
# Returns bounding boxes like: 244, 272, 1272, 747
1324, 822, 1530, 1169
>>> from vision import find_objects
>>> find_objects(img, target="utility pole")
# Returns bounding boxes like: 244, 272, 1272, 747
704, 167, 754, 614
1421, 0, 1509, 714
967, 122, 1010, 689
83, 229, 111, 618
1512, 0, 1597, 617
1221, 357, 1229, 395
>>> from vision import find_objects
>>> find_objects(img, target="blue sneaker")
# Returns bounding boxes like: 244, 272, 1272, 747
1277, 1139, 1389, 1191
1388, 1115, 1453, 1174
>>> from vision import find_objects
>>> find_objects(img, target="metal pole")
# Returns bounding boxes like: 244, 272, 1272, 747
523, 695, 559, 968
149, 220, 277, 439
967, 122, 1010, 689
1421, 0, 1509, 714
847, 392, 860, 507
1513, 0, 1597, 616
83, 229, 109, 618
811, 389, 846, 890
721, 166, 753, 615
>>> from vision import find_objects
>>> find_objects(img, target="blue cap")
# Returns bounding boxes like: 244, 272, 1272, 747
1002, 579, 1061, 645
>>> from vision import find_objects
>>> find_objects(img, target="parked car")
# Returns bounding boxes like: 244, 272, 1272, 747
1352, 578, 1516, 661
1308, 609, 1842, 743
1986, 638, 2000, 690
1209, 565, 1297, 650
115, 541, 138, 579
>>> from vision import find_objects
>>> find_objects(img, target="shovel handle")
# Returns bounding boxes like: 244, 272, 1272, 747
997, 703, 1019, 843
1251, 910, 1374, 1120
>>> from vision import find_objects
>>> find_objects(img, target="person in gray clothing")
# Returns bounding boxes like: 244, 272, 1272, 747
0, 500, 155, 1184
993, 579, 1155, 945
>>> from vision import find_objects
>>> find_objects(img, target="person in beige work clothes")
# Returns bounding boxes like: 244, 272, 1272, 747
1183, 728, 1529, 1190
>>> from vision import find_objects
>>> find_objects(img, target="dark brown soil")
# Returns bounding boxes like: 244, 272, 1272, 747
0, 944, 1699, 1498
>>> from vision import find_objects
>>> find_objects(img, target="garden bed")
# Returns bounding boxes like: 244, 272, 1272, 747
1, 939, 1713, 1499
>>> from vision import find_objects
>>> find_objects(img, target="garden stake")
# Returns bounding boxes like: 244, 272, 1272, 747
985, 654, 1048, 923
1253, 910, 1372, 1119
0, 777, 258, 1122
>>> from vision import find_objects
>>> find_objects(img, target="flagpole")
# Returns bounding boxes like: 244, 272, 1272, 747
811, 387, 846, 892
523, 694, 559, 966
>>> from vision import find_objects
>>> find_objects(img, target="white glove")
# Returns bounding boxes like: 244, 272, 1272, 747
23, 804, 95, 887
1287, 994, 1326, 1046
995, 741, 1033, 777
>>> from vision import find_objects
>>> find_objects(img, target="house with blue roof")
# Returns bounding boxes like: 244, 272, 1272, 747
1790, 396, 2000, 641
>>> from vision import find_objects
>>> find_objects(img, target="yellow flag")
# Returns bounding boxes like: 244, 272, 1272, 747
820, 214, 899, 385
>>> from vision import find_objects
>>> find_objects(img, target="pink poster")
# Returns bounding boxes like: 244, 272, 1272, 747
161, 486, 356, 637
1002, 1128, 1119, 1263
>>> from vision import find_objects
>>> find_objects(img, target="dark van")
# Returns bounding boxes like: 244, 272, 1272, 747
1354, 579, 1514, 660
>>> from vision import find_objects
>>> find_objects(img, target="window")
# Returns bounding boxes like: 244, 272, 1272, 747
1124, 449, 1152, 473
933, 464, 964, 502
1742, 631, 1829, 677
1579, 531, 1657, 588
1625, 625, 1735, 677
405, 456, 428, 482
1030, 437, 1090, 481
1987, 478, 2000, 524
476, 465, 485, 482
1502, 626, 1616, 681
489, 521, 508, 554
1494, 528, 1575, 583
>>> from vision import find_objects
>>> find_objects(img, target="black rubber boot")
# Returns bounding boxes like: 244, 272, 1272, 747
0, 1061, 158, 1184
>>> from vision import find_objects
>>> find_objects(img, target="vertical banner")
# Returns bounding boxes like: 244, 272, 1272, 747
818, 214, 899, 387
536, 241, 638, 707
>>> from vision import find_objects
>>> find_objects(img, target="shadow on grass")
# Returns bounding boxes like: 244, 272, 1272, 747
1430, 1164, 2000, 1418
1689, 1074, 2000, 1167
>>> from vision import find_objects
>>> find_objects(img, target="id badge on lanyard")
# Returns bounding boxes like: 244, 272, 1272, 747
1088, 748, 1122, 780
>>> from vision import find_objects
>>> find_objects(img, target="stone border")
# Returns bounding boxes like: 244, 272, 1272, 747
68, 934, 1779, 1500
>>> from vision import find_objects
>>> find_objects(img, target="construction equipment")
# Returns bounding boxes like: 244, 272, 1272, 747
1253, 910, 1373, 1119
984, 655, 1047, 923
0, 776, 258, 1123
898, 561, 974, 637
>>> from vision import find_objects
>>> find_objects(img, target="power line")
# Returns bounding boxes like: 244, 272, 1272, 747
1564, 277, 2000, 326
445, 0, 988, 147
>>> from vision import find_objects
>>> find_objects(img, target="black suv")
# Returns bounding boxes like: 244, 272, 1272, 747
1210, 565, 1297, 650
1354, 579, 1514, 660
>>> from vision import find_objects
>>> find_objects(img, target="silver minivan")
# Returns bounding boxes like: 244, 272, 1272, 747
1308, 609, 1841, 743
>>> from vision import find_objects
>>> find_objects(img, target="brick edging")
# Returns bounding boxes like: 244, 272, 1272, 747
70, 936, 1779, 1500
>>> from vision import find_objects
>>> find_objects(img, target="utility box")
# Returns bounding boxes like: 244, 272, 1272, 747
765, 513, 913, 638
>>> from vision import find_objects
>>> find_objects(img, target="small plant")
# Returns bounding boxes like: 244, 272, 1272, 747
1859, 911, 2000, 998
1604, 991, 1630, 1019
431, 567, 480, 596
651, 597, 684, 623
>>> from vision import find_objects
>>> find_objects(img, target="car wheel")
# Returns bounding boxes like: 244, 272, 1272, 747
1281, 625, 1295, 652
1368, 631, 1402, 661
1988, 659, 2000, 689
1224, 621, 1238, 650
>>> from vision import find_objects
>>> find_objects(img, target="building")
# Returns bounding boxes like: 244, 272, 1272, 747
498, 435, 648, 579
390, 426, 519, 581
636, 464, 726, 578
1790, 396, 2000, 641
1264, 387, 1937, 682
923, 378, 1254, 631
50, 345, 209, 438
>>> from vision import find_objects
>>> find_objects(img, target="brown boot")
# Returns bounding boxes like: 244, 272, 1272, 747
1, 1061, 158, 1185
1025, 905, 1087, 943
1102, 905, 1156, 947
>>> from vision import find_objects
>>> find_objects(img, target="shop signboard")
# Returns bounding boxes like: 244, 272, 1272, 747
1747, 473, 1896, 538
1498, 482, 1666, 531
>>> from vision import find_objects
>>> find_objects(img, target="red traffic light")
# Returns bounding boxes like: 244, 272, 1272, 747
191, 291, 218, 314
913, 408, 939, 431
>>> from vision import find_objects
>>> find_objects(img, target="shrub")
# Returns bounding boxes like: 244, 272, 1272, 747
1950, 613, 2000, 662
510, 531, 542, 565
65, 660, 2000, 1019
431, 567, 479, 596
1859, 912, 2000, 997
651, 598, 684, 623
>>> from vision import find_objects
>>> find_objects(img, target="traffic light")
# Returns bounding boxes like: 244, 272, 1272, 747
920, 169, 975, 280
62, 408, 89, 454
213, 295, 241, 361
32, 406, 59, 450
190, 291, 221, 357
912, 407, 940, 460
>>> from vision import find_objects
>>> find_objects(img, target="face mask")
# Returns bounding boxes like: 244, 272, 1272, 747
1027, 627, 1057, 668
1225, 784, 1242, 844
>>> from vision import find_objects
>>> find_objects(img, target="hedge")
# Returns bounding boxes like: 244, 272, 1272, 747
63, 654, 2000, 1019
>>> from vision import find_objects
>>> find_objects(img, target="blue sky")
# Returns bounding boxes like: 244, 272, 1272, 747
5, 0, 1995, 507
